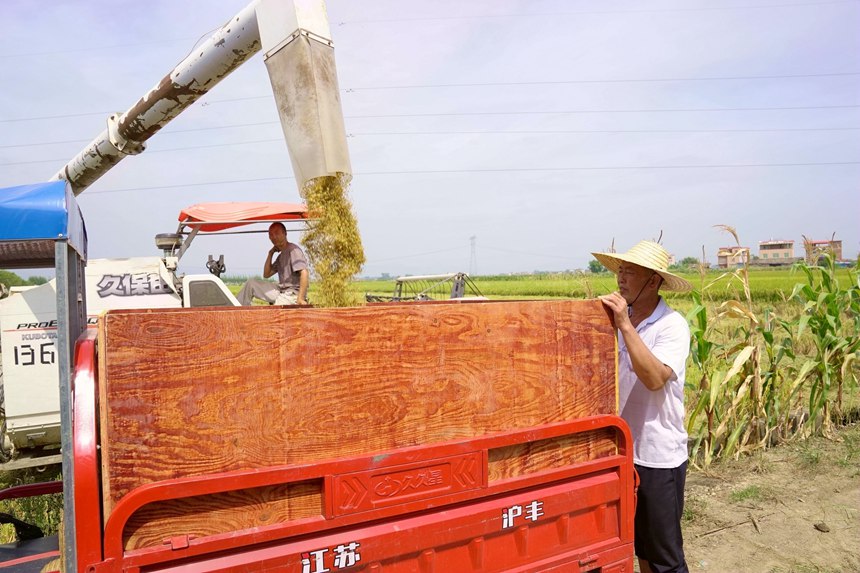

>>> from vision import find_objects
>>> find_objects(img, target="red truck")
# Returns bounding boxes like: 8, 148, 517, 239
0, 1, 636, 570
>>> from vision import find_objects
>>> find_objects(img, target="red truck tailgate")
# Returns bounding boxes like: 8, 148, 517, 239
86, 417, 633, 573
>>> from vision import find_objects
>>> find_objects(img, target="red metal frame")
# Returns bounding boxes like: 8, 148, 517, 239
0, 480, 62, 502
72, 330, 104, 572
0, 551, 60, 570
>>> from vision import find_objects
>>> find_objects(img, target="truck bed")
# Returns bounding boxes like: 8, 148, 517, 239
72, 299, 632, 572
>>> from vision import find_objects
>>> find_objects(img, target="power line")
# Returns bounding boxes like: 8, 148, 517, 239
3, 102, 858, 125
0, 95, 274, 123
80, 161, 860, 195
346, 105, 860, 119
357, 162, 860, 174
5, 125, 860, 151
349, 127, 860, 136
4, 1, 855, 59
0, 138, 285, 167
0, 37, 199, 59
343, 72, 860, 91
334, 0, 860, 25
0, 121, 281, 148
6, 127, 860, 162
83, 176, 294, 195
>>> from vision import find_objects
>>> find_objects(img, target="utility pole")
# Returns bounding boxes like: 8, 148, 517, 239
469, 235, 478, 276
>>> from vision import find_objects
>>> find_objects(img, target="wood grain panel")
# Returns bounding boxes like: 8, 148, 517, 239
98, 299, 617, 549
487, 428, 617, 483
123, 481, 321, 549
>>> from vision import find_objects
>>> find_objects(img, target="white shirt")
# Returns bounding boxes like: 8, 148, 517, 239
618, 297, 690, 468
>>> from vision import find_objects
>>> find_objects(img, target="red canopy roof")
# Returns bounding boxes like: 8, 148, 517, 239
178, 202, 309, 232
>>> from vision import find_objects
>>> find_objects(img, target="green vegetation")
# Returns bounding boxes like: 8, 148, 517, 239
682, 496, 706, 522
347, 267, 854, 304
838, 431, 860, 472
729, 484, 766, 503
798, 442, 822, 468
0, 467, 62, 542
684, 246, 858, 467
0, 270, 50, 289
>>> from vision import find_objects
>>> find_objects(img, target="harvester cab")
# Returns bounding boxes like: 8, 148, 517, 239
154, 201, 310, 305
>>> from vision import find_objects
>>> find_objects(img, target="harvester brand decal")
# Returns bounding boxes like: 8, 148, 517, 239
332, 452, 483, 516
13, 317, 97, 330
501, 500, 545, 529
14, 320, 57, 329
96, 272, 169, 298
301, 542, 361, 573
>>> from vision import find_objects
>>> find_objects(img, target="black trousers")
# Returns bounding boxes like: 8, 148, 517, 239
634, 462, 689, 573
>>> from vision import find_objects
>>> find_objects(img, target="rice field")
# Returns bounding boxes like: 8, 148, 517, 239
349, 266, 856, 304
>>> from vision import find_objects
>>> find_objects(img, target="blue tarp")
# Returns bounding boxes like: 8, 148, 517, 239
0, 181, 87, 267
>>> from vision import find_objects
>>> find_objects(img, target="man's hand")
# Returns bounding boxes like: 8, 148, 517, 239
598, 292, 632, 331
600, 291, 672, 391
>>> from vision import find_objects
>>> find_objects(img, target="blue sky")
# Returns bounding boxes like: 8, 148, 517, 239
1, 0, 858, 278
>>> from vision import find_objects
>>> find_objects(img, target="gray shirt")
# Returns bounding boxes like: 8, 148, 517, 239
273, 243, 308, 293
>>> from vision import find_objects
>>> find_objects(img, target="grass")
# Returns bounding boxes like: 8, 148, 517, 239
729, 484, 767, 503
682, 496, 706, 522
798, 443, 823, 468
837, 431, 859, 470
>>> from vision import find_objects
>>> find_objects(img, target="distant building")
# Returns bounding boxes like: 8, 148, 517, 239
758, 239, 795, 266
717, 246, 749, 268
804, 238, 843, 263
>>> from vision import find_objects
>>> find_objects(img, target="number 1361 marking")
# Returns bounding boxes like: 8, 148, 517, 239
14, 342, 55, 366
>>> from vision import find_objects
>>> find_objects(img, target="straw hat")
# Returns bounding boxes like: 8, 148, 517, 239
591, 240, 692, 292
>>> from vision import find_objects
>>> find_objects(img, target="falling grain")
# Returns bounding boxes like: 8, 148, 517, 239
300, 174, 366, 307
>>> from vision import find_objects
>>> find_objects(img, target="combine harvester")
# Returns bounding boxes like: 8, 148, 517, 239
0, 199, 309, 469
0, 1, 635, 571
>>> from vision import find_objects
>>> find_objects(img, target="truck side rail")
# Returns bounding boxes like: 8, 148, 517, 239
81, 414, 633, 572
71, 329, 102, 572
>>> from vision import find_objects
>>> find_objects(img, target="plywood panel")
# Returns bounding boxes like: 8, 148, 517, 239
487, 428, 617, 483
98, 299, 617, 548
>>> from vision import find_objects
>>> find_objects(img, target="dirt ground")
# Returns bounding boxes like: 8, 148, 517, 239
680, 422, 860, 573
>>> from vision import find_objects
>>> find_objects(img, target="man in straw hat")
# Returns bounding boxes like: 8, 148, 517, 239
592, 240, 693, 573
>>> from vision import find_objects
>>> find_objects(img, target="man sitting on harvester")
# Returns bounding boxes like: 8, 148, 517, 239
237, 222, 309, 306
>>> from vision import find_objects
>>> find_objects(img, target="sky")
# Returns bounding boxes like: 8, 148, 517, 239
1, 0, 858, 279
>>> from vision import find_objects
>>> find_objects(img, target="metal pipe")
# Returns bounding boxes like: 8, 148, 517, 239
52, 2, 263, 195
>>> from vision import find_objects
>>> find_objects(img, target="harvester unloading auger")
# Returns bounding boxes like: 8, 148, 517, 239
51, 0, 351, 196
50, 0, 366, 306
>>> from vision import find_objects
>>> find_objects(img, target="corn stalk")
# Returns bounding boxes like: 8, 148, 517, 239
790, 254, 860, 432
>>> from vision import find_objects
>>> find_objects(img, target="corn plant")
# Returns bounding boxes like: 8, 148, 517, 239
790, 255, 860, 433
686, 226, 810, 466
686, 234, 766, 466
686, 290, 719, 466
